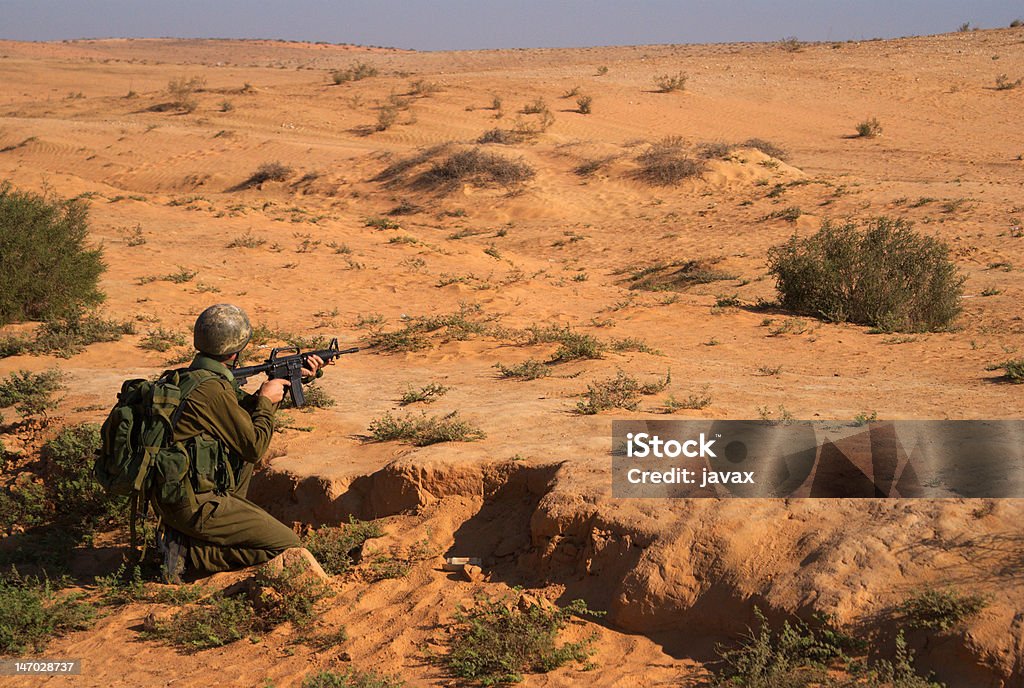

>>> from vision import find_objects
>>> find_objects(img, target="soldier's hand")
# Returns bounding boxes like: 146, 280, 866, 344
302, 354, 325, 378
258, 378, 291, 404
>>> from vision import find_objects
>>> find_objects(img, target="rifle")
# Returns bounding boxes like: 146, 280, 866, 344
232, 337, 358, 407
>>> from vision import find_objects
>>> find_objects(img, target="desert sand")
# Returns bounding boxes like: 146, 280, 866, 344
1, 28, 1023, 686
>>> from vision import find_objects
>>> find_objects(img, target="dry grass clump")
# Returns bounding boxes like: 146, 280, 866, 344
331, 62, 378, 84
625, 260, 737, 292
855, 117, 883, 138
420, 148, 535, 190
634, 137, 705, 185
742, 138, 789, 160
653, 72, 688, 92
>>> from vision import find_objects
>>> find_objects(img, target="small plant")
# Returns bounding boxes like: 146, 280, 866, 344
0, 574, 96, 654
595, 66, 609, 76
853, 410, 878, 426
443, 595, 600, 684
227, 231, 266, 248
958, 22, 972, 32
95, 563, 147, 606
762, 206, 803, 223
989, 358, 1024, 383
757, 365, 783, 376
757, 405, 795, 425
0, 369, 64, 420
331, 62, 378, 84
767, 217, 964, 332
375, 104, 399, 131
856, 117, 883, 138
1, 311, 134, 359
625, 260, 736, 292
399, 382, 450, 405
149, 592, 256, 649
575, 95, 593, 114
743, 138, 788, 160
304, 518, 384, 575
494, 359, 551, 380
139, 327, 186, 352
549, 331, 605, 363
901, 588, 988, 631
303, 668, 404, 688
365, 216, 401, 230
653, 72, 688, 92
220, 99, 234, 112
575, 370, 669, 414
367, 411, 485, 445
279, 383, 335, 410
422, 148, 536, 190
995, 73, 1023, 90
663, 385, 712, 412
122, 223, 146, 246
521, 97, 548, 114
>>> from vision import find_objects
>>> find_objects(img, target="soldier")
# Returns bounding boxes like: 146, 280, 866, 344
153, 303, 324, 581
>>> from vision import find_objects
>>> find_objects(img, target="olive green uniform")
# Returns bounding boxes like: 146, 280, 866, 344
152, 354, 301, 574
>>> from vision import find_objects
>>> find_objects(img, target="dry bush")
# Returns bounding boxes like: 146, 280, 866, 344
634, 137, 706, 185
625, 260, 736, 292
248, 162, 292, 184
653, 72, 688, 92
165, 76, 205, 112
331, 62, 378, 84
856, 117, 883, 138
420, 148, 535, 190
742, 138, 789, 160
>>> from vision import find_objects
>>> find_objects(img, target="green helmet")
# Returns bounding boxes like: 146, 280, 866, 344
193, 304, 252, 357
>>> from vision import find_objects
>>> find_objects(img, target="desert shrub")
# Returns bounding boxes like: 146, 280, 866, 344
767, 217, 964, 332
303, 668, 404, 688
635, 138, 706, 185
226, 231, 266, 248
575, 95, 592, 114
0, 369, 64, 420
367, 411, 485, 446
0, 182, 105, 326
279, 383, 336, 410
574, 155, 618, 176
95, 563, 148, 606
443, 596, 598, 684
398, 383, 450, 405
626, 260, 736, 292
654, 72, 688, 92
743, 138, 789, 160
575, 370, 669, 414
166, 76, 205, 112
331, 62, 378, 84
995, 74, 1023, 90
698, 141, 736, 159
779, 36, 804, 52
989, 358, 1024, 383
901, 588, 987, 631
139, 327, 186, 352
494, 359, 551, 380
421, 148, 535, 190
0, 574, 96, 654
408, 79, 441, 97
247, 161, 292, 185
43, 423, 128, 533
521, 97, 548, 114
376, 104, 399, 131
304, 518, 384, 575
856, 117, 883, 138
151, 560, 329, 650
549, 331, 605, 362
711, 608, 864, 687
151, 593, 256, 649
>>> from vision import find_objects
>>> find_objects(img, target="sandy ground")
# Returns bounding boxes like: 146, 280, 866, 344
1, 29, 1024, 686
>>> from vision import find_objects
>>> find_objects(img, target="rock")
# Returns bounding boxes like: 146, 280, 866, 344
259, 547, 330, 582
461, 564, 485, 583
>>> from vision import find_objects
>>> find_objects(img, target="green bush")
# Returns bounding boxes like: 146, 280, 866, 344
367, 411, 485, 446
575, 370, 669, 414
303, 668, 404, 688
767, 217, 964, 332
0, 182, 106, 326
0, 369, 64, 419
0, 574, 96, 654
901, 588, 987, 631
443, 596, 598, 685
152, 593, 256, 650
43, 423, 128, 533
303, 518, 384, 575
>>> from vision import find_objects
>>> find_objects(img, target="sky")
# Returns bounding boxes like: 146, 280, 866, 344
0, 0, 1021, 51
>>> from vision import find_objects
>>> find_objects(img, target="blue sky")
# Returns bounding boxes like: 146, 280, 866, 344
1, 1, 1021, 50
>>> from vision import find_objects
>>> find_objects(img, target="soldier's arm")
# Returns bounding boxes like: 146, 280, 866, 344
177, 379, 277, 462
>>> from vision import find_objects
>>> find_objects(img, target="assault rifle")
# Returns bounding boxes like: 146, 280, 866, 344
232, 337, 358, 407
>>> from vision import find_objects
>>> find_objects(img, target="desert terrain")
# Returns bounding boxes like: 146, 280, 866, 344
1, 27, 1023, 687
